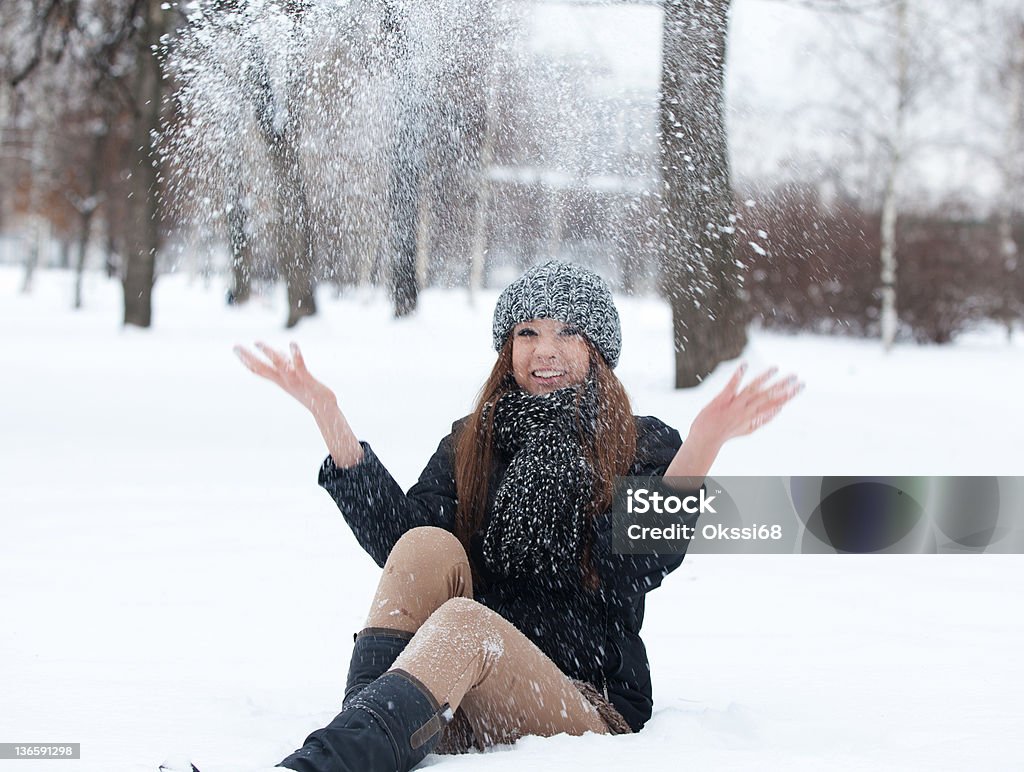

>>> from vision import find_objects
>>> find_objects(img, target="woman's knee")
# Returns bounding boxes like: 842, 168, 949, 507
388, 527, 468, 569
402, 598, 506, 678
426, 597, 500, 636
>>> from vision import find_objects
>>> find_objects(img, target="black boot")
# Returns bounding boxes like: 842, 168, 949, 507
343, 628, 413, 709
279, 670, 452, 772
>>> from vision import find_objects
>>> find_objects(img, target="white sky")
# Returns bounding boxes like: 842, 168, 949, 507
523, 0, 1008, 203
526, 0, 819, 98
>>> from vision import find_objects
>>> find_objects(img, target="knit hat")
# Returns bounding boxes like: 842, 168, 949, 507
492, 261, 622, 368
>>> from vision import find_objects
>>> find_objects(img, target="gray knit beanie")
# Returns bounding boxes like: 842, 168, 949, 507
492, 260, 622, 368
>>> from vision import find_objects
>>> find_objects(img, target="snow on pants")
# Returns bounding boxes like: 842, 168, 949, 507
362, 525, 610, 747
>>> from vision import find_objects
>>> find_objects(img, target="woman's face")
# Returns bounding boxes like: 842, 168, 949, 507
511, 317, 591, 395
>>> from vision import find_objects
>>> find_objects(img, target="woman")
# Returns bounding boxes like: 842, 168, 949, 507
231, 261, 803, 772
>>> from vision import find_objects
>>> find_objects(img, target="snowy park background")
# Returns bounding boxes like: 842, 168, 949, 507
3, 0, 1024, 770
2, 266, 1023, 771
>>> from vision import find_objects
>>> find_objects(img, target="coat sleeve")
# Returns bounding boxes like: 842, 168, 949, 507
595, 416, 704, 596
318, 428, 460, 567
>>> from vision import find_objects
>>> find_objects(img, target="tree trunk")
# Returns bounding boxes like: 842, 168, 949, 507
415, 183, 431, 292
382, 1, 426, 318
658, 0, 745, 388
73, 215, 93, 310
74, 131, 106, 310
245, 7, 317, 328
387, 93, 426, 318
468, 58, 499, 304
105, 228, 120, 279
996, 15, 1024, 343
878, 160, 900, 350
21, 132, 45, 295
271, 137, 317, 328
122, 0, 164, 328
879, 0, 908, 352
21, 220, 42, 294
615, 193, 641, 296
225, 167, 253, 305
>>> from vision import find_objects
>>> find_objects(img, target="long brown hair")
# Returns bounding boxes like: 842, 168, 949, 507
453, 336, 637, 590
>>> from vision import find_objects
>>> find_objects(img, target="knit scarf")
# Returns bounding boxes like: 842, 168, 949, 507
481, 380, 598, 580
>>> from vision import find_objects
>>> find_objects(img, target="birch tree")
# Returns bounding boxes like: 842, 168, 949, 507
796, 0, 959, 350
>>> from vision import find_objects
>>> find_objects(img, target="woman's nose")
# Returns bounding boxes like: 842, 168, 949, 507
534, 335, 559, 358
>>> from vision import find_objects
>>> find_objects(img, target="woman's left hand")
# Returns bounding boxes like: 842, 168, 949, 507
691, 362, 804, 446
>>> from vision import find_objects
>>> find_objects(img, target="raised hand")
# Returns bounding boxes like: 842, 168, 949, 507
234, 341, 336, 413
665, 362, 804, 479
234, 342, 364, 467
694, 362, 804, 443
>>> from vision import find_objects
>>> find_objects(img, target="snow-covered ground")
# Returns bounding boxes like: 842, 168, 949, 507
2, 266, 1022, 772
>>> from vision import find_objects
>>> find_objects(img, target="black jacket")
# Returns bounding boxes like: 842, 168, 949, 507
318, 415, 697, 733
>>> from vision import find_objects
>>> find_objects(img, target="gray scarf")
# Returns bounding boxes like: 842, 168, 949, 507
481, 380, 598, 580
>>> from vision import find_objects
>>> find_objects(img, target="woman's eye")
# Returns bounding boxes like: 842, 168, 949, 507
516, 328, 536, 337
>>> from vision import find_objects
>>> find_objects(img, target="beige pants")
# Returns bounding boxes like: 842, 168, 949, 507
361, 526, 610, 748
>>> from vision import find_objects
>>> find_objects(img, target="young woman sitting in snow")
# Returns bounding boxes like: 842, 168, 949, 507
231, 261, 803, 772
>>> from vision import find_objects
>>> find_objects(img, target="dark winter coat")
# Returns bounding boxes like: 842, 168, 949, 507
318, 415, 699, 734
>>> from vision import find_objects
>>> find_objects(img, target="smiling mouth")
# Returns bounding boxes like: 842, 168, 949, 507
532, 369, 565, 380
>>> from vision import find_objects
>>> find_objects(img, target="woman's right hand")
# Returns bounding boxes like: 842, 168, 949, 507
234, 341, 336, 414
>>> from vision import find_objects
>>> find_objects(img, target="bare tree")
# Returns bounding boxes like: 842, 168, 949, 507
122, 0, 175, 327
224, 157, 254, 305
790, 0, 962, 350
245, 11, 319, 328
2, 0, 181, 327
71, 124, 107, 309
659, 0, 746, 388
378, 0, 430, 318
877, 0, 908, 351
467, 54, 501, 303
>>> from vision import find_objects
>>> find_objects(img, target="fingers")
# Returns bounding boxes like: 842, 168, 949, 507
756, 374, 803, 406
723, 361, 747, 398
289, 341, 309, 375
255, 341, 290, 371
235, 341, 307, 385
234, 345, 280, 381
710, 361, 747, 407
748, 376, 803, 415
745, 375, 804, 434
736, 365, 779, 404
748, 405, 782, 433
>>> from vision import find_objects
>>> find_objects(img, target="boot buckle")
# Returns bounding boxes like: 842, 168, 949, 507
410, 703, 454, 750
